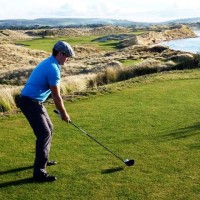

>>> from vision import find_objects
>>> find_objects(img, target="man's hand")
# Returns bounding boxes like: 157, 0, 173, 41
61, 112, 71, 123
54, 110, 70, 123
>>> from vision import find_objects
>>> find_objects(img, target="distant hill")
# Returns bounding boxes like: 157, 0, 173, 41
163, 17, 200, 24
0, 18, 152, 29
0, 17, 200, 29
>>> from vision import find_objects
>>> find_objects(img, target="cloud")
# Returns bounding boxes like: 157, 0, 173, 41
52, 0, 200, 22
0, 0, 200, 22
55, 1, 122, 18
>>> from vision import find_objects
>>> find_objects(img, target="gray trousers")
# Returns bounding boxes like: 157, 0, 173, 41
19, 96, 53, 176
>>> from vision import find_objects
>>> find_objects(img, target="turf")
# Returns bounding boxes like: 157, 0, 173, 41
0, 72, 200, 199
16, 36, 120, 52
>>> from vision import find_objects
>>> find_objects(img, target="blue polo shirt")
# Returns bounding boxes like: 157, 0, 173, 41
21, 55, 61, 102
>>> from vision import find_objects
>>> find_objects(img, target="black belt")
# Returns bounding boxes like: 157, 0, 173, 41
20, 95, 43, 105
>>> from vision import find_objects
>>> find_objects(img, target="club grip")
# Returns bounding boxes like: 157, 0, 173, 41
54, 110, 60, 114
54, 109, 61, 118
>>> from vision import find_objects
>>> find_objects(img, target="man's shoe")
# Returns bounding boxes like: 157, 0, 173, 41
47, 161, 57, 166
33, 173, 57, 182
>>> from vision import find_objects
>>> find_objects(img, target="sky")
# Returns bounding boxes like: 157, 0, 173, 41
0, 0, 200, 23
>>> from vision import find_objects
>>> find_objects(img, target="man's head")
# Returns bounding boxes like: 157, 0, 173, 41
53, 41, 75, 65
53, 41, 75, 57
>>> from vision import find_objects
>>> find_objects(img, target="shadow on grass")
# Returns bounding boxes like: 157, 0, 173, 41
0, 177, 34, 188
0, 166, 34, 188
163, 123, 200, 140
0, 166, 33, 175
101, 167, 124, 174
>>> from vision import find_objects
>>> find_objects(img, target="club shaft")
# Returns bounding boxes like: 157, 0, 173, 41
69, 121, 124, 162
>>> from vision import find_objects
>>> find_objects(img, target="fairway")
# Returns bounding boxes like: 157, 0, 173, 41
16, 35, 120, 52
0, 74, 200, 199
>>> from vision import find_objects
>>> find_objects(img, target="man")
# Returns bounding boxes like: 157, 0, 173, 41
18, 41, 75, 182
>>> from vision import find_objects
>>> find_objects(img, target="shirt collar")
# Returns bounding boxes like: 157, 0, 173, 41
50, 55, 61, 70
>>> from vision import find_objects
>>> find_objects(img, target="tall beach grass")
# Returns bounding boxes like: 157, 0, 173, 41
88, 57, 200, 87
0, 85, 22, 112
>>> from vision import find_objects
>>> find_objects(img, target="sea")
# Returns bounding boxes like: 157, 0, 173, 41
160, 30, 200, 54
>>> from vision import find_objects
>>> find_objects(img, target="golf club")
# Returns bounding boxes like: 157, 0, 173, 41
54, 110, 134, 167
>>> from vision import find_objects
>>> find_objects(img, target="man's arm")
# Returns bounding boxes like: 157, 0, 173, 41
50, 84, 70, 122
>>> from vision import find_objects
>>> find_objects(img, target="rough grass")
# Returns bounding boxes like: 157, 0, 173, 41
120, 59, 142, 67
0, 85, 22, 112
87, 59, 190, 87
0, 44, 49, 72
0, 71, 200, 200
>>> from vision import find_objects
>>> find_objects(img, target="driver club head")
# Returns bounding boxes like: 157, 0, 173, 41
124, 159, 135, 166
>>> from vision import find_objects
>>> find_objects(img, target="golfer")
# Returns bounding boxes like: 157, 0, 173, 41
18, 41, 75, 182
